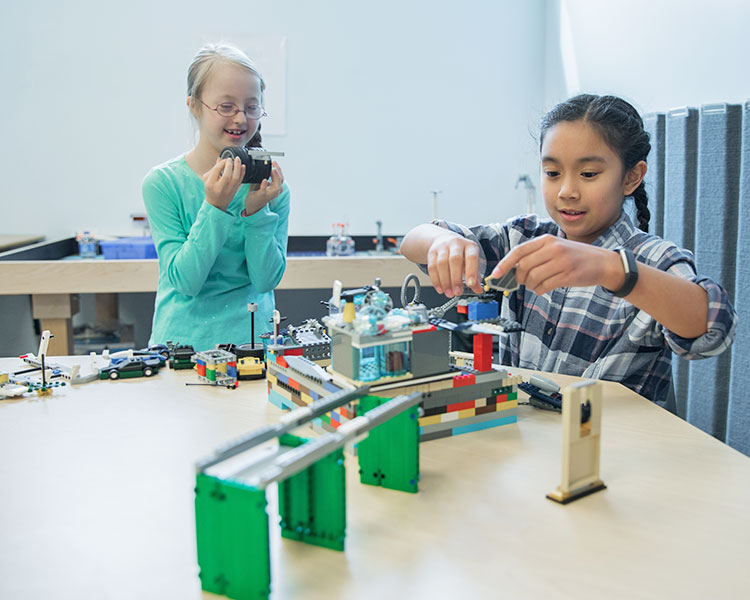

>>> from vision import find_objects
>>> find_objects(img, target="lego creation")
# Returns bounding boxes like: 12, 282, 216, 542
194, 387, 422, 599
194, 274, 527, 599
519, 374, 563, 411
266, 276, 523, 443
218, 146, 284, 184
15, 330, 70, 393
484, 269, 519, 293
167, 342, 196, 370
191, 349, 238, 389
237, 356, 265, 380
98, 355, 161, 380
547, 380, 606, 504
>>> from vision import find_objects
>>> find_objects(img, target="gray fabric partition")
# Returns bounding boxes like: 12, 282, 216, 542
643, 113, 665, 239
687, 104, 741, 440
662, 107, 698, 418
727, 100, 750, 456
645, 102, 746, 456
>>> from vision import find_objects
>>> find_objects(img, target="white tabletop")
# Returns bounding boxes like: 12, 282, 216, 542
1, 357, 748, 600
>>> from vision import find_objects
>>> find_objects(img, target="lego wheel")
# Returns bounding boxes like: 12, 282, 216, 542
143, 367, 154, 377
109, 370, 120, 380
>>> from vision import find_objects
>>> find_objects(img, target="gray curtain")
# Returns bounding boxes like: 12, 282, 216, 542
643, 101, 748, 456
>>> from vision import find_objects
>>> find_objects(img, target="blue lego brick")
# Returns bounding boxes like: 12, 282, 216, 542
467, 300, 499, 321
452, 414, 517, 436
268, 389, 287, 410
323, 380, 342, 394
277, 372, 290, 386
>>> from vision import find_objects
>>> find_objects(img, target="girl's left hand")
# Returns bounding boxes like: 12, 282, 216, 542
242, 161, 285, 216
490, 234, 624, 295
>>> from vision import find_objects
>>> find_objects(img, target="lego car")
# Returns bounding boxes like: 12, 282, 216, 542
237, 356, 266, 380
167, 343, 196, 370
99, 356, 162, 380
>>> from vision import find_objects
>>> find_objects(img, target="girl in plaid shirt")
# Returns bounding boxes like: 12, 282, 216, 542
401, 94, 736, 405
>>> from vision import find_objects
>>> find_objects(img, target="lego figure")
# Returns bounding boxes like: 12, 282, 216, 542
547, 380, 606, 504
143, 43, 289, 352
400, 94, 737, 405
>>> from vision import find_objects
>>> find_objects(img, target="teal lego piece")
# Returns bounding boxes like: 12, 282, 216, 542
277, 433, 347, 551
194, 473, 270, 600
357, 394, 420, 493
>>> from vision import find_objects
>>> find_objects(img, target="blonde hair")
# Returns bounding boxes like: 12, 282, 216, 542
187, 43, 265, 147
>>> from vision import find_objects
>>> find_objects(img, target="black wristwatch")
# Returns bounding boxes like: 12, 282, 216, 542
605, 247, 638, 298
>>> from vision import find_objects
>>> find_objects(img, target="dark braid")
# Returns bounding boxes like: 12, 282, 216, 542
540, 94, 652, 232
632, 182, 650, 232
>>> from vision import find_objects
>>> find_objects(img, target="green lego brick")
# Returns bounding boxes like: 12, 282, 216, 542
357, 395, 420, 494
194, 473, 270, 600
277, 433, 346, 551
491, 385, 515, 396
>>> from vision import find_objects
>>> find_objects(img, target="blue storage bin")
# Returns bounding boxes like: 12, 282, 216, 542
100, 236, 157, 259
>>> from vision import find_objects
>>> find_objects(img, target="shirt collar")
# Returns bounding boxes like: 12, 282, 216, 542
592, 207, 639, 249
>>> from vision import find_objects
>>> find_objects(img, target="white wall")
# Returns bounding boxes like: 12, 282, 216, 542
547, 0, 750, 115
0, 0, 547, 239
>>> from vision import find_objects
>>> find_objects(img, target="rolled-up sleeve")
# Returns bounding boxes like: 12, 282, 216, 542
664, 275, 738, 358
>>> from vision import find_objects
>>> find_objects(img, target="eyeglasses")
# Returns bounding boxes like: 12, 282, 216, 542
200, 99, 267, 119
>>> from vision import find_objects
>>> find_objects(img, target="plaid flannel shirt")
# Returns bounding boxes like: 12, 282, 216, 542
425, 210, 737, 404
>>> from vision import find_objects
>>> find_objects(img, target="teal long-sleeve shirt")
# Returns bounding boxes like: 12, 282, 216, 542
142, 155, 290, 351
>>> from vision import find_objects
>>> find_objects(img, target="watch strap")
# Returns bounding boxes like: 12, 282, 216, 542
605, 248, 638, 298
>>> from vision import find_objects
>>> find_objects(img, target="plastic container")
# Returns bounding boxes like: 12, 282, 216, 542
76, 231, 98, 258
99, 236, 157, 259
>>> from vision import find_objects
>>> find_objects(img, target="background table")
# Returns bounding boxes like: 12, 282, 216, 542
1, 357, 748, 600
0, 236, 431, 355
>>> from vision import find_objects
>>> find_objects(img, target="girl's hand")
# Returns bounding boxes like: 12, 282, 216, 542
426, 233, 485, 298
243, 161, 285, 216
202, 157, 246, 212
490, 234, 624, 295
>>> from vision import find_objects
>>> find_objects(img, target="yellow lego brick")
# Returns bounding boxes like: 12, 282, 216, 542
458, 408, 476, 419
497, 400, 518, 411
419, 414, 443, 427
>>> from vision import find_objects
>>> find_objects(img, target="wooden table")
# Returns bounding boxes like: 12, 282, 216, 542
0, 234, 45, 252
1, 359, 748, 600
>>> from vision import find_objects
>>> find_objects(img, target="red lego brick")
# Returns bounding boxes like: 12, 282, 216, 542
453, 373, 476, 387
276, 355, 288, 368
473, 333, 493, 372
284, 347, 304, 356
447, 399, 476, 412
413, 325, 437, 334
457, 303, 468, 314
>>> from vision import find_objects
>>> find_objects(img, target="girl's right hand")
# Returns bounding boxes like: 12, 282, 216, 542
202, 157, 246, 212
426, 233, 484, 297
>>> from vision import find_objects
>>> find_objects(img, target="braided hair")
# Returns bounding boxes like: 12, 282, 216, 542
540, 94, 651, 232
